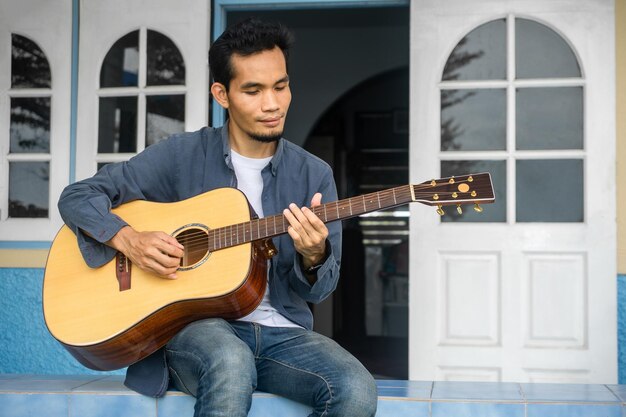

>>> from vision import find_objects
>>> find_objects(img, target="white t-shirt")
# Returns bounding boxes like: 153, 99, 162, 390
230, 149, 302, 328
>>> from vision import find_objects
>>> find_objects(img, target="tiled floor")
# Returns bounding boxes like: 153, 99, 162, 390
0, 374, 625, 417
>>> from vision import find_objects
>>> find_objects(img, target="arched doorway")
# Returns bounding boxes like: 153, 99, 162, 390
306, 68, 409, 378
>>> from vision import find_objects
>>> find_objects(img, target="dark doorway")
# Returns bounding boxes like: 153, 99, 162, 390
306, 68, 409, 378
225, 5, 410, 379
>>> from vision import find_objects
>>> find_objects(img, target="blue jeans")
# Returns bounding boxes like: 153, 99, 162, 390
165, 318, 377, 417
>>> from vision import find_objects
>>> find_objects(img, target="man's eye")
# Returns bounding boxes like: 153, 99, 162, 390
244, 90, 259, 95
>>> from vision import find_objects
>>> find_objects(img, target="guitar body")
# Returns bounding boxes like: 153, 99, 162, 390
43, 188, 268, 371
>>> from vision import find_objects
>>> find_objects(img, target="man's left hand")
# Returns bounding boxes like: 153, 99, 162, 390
283, 192, 328, 271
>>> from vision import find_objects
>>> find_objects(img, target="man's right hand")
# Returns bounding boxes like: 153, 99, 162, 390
108, 226, 184, 279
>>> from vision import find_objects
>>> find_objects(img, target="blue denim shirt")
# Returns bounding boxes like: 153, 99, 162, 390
58, 125, 342, 397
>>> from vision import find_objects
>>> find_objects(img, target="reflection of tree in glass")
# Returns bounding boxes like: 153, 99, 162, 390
11, 98, 50, 152
11, 34, 51, 88
440, 39, 484, 220
9, 200, 48, 218
440, 38, 483, 151
147, 30, 185, 86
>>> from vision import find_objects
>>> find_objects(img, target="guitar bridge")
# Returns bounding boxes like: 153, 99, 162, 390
116, 252, 132, 291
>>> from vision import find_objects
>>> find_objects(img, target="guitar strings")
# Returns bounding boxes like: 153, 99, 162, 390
174, 190, 484, 254
173, 181, 486, 252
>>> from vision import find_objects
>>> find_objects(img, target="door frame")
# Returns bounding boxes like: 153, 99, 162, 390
211, 0, 409, 127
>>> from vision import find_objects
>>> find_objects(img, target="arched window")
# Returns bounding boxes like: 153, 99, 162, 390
8, 34, 52, 218
439, 17, 584, 223
97, 28, 186, 170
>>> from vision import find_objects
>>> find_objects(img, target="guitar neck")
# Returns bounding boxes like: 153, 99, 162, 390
205, 172, 495, 252
207, 185, 413, 252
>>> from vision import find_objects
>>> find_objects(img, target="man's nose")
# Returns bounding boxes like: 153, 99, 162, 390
261, 91, 279, 112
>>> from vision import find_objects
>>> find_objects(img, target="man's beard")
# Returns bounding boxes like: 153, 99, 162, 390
250, 132, 282, 143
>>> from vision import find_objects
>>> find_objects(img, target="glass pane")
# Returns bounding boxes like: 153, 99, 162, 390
442, 19, 506, 81
146, 95, 185, 146
10, 97, 50, 153
516, 159, 583, 222
9, 161, 49, 218
98, 96, 137, 153
11, 34, 51, 88
147, 30, 186, 86
441, 89, 506, 151
516, 18, 581, 79
516, 87, 583, 150
100, 31, 139, 87
441, 160, 506, 222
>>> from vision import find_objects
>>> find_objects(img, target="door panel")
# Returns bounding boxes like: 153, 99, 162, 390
410, 0, 615, 383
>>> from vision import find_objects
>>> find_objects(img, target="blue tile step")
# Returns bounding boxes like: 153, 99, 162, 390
0, 375, 625, 417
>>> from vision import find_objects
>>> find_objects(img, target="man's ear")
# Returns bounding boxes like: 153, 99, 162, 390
210, 82, 229, 109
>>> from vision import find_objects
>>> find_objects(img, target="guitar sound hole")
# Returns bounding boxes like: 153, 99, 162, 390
174, 226, 210, 270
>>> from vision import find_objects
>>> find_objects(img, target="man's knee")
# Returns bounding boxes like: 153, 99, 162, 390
335, 369, 377, 417
311, 365, 377, 417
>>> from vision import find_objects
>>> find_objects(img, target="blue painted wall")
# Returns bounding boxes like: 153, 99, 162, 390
1, 267, 624, 381
0, 268, 122, 376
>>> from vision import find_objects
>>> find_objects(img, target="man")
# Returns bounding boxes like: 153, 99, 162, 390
58, 18, 377, 417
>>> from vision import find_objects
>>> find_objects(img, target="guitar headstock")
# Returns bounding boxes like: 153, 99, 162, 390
411, 172, 495, 215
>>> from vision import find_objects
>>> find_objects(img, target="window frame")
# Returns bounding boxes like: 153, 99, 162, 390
96, 27, 188, 167
0, 0, 72, 243
76, 1, 209, 182
437, 14, 586, 224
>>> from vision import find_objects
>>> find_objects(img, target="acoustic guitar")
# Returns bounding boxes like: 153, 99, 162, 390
43, 172, 494, 371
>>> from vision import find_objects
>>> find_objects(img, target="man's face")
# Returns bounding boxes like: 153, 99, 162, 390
224, 47, 291, 143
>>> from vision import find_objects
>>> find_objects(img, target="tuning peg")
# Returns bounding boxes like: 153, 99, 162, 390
473, 203, 483, 213
436, 205, 445, 216
456, 204, 463, 214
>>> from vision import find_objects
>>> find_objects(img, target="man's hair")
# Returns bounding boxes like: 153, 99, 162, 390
209, 18, 294, 90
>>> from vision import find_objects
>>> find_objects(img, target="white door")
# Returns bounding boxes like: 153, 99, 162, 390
409, 0, 616, 383
75, 0, 210, 180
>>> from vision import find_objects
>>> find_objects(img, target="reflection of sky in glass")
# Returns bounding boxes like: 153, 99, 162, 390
516, 87, 583, 150
516, 18, 581, 79
517, 159, 583, 222
441, 89, 506, 151
10, 97, 50, 153
9, 162, 49, 217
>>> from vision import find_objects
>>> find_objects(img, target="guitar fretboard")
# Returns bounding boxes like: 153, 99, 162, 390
206, 185, 414, 252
